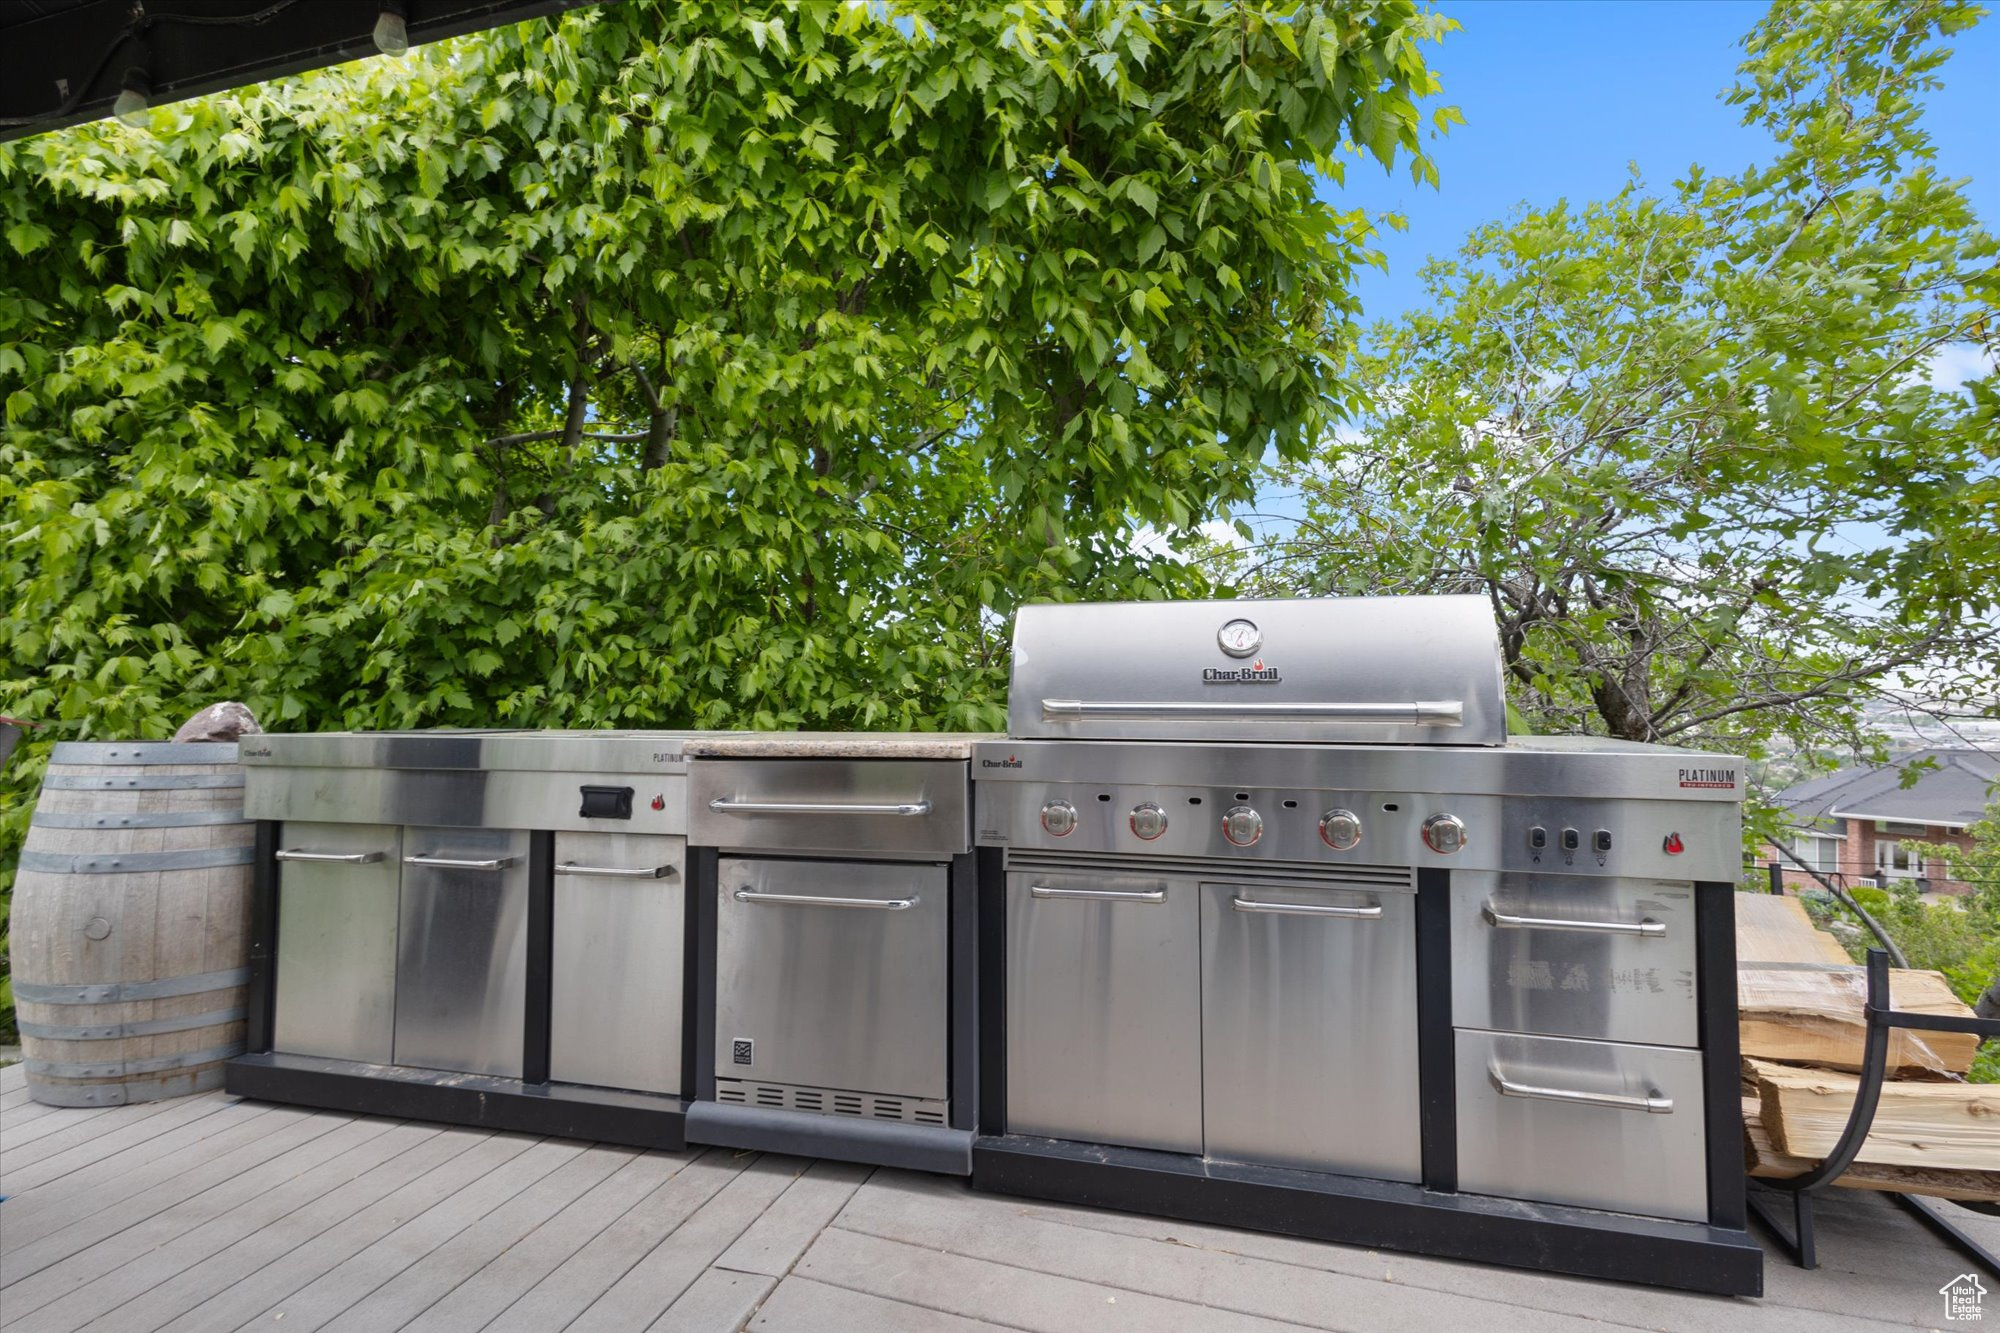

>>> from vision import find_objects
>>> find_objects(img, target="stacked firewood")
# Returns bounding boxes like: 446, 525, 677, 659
1735, 895, 1999, 1202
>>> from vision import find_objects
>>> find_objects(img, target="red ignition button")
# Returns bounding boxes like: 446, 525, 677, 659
1662, 832, 1684, 855
651, 794, 666, 811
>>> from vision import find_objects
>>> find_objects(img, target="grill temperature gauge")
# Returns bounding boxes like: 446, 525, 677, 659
1222, 805, 1264, 847
1319, 809, 1362, 850
1040, 800, 1078, 837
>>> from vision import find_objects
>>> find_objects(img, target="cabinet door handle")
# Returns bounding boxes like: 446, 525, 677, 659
732, 889, 918, 910
708, 798, 932, 817
1028, 885, 1166, 903
1489, 1065, 1673, 1114
1231, 896, 1381, 919
556, 863, 677, 879
274, 849, 383, 864
404, 854, 519, 871
1482, 902, 1665, 938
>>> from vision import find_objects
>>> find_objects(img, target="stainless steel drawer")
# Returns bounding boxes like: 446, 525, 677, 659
1005, 866, 1203, 1154
715, 857, 949, 1101
1451, 871, 1697, 1048
1455, 1029, 1707, 1222
1202, 877, 1420, 1179
393, 826, 530, 1078
551, 832, 686, 1095
274, 822, 401, 1063
690, 759, 969, 857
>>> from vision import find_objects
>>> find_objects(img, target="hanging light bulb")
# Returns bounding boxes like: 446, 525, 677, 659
112, 67, 152, 127
372, 0, 411, 57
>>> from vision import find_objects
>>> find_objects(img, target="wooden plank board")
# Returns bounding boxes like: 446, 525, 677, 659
228, 1136, 587, 1333
0, 1104, 322, 1259
317, 1145, 639, 1332
1, 1062, 24, 1093
479, 1151, 753, 1333
650, 1268, 777, 1332
146, 1130, 529, 1333
751, 1277, 1016, 1333
0, 1094, 250, 1188
399, 1150, 702, 1333
1735, 893, 1850, 966
715, 1160, 872, 1279
1739, 965, 1980, 1075
1743, 1096, 2000, 1202
831, 1172, 1635, 1333
62, 1125, 482, 1333
796, 1225, 1331, 1333
1749, 1058, 2000, 1173
0, 1104, 350, 1288
3, 1117, 427, 1333
0, 1096, 182, 1158
561, 1154, 809, 1333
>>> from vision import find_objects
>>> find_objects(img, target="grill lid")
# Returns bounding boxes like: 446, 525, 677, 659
1006, 596, 1507, 746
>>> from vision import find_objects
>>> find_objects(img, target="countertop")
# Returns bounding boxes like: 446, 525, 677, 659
680, 731, 996, 760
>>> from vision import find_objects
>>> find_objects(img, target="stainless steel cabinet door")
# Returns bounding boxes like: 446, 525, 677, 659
393, 827, 530, 1078
1202, 880, 1420, 1179
1455, 1029, 1707, 1221
714, 857, 948, 1100
274, 822, 401, 1063
1452, 871, 1697, 1047
551, 833, 686, 1095
1005, 867, 1203, 1154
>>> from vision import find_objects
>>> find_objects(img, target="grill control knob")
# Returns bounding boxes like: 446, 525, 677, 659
1421, 813, 1468, 855
1319, 809, 1362, 851
1222, 805, 1264, 847
1040, 800, 1078, 838
1129, 802, 1169, 841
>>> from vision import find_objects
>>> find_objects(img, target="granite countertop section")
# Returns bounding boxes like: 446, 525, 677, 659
680, 731, 998, 760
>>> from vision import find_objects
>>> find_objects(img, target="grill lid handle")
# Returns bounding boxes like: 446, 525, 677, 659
1039, 700, 1464, 725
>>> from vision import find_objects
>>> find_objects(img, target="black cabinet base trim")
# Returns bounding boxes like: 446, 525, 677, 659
688, 1100, 973, 1175
227, 1052, 687, 1151
971, 1134, 1763, 1297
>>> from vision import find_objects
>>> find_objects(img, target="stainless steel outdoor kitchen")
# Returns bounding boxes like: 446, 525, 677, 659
222, 594, 1761, 1295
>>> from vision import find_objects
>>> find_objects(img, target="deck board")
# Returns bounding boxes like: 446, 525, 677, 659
1, 1084, 1993, 1331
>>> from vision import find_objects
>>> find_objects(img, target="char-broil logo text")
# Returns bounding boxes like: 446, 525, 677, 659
1677, 766, 1737, 790
1203, 659, 1283, 685
981, 754, 1024, 769
241, 745, 272, 757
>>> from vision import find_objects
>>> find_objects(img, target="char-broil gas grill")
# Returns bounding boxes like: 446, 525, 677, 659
968, 596, 1762, 1295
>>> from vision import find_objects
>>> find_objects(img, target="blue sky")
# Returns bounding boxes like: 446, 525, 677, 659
1325, 0, 2000, 327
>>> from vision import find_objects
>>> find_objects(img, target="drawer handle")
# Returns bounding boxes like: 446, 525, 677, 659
404, 854, 519, 871
274, 849, 384, 865
732, 889, 918, 910
1482, 902, 1666, 938
1489, 1065, 1674, 1114
1232, 896, 1381, 919
708, 798, 932, 817
556, 863, 677, 879
1029, 885, 1166, 903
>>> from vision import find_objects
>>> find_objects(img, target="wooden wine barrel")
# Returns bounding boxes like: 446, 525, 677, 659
13, 741, 255, 1106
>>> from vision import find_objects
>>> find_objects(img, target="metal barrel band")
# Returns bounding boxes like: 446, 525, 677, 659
42, 772, 246, 790
50, 741, 242, 765
25, 1043, 240, 1079
26, 1071, 224, 1107
18, 845, 256, 875
18, 1005, 247, 1041
14, 966, 250, 1005
30, 808, 250, 830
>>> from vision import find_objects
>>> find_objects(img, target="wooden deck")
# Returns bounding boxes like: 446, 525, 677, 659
3, 1062, 1995, 1332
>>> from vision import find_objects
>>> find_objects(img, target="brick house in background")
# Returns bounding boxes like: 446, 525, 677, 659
1763, 747, 1997, 897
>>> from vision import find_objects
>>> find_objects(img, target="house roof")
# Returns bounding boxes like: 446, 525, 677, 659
1777, 748, 2000, 829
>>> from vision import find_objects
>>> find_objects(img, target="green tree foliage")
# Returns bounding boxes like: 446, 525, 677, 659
1236, 0, 1997, 809
0, 1, 1452, 1035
